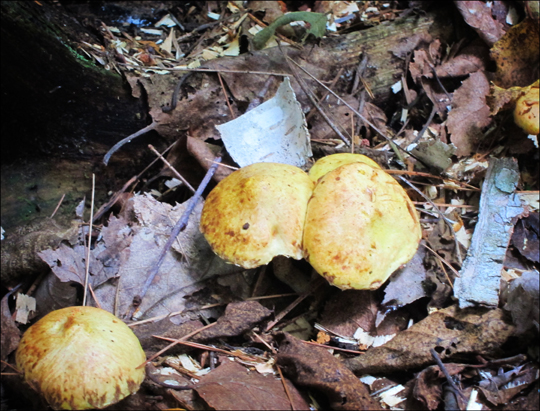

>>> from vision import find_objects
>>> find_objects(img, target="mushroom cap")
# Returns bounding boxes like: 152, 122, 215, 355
15, 306, 146, 410
200, 162, 314, 268
303, 162, 421, 290
514, 85, 539, 135
308, 153, 381, 183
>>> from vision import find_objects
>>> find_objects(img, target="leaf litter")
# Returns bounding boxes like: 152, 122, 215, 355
2, 2, 540, 410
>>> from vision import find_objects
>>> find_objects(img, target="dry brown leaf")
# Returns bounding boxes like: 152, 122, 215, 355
195, 301, 272, 340
455, 1, 506, 46
345, 305, 515, 375
195, 360, 310, 410
0, 291, 20, 364
276, 332, 381, 410
447, 71, 491, 157
413, 363, 468, 410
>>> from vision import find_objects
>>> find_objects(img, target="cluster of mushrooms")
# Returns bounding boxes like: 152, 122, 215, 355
201, 153, 422, 290
14, 153, 422, 410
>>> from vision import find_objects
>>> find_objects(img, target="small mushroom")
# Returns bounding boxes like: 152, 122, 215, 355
303, 161, 422, 290
308, 153, 381, 183
200, 162, 314, 268
514, 84, 539, 135
15, 306, 146, 410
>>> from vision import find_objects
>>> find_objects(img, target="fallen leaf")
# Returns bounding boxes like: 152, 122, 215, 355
276, 332, 381, 410
195, 301, 273, 340
413, 363, 467, 410
447, 71, 491, 157
511, 212, 539, 263
344, 305, 515, 375
455, 1, 506, 46
0, 290, 20, 363
195, 360, 309, 410
503, 270, 540, 334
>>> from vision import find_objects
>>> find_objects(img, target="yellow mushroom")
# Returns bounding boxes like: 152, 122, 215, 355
308, 153, 381, 183
303, 161, 422, 290
514, 85, 539, 135
200, 162, 314, 268
15, 306, 146, 410
200, 155, 421, 290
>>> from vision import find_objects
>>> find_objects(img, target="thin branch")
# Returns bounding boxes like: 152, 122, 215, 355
129, 149, 224, 319
118, 62, 291, 77
138, 322, 217, 369
83, 174, 95, 306
399, 175, 462, 265
148, 144, 195, 192
103, 121, 157, 165
430, 348, 467, 402
287, 57, 425, 162
281, 47, 351, 145
49, 194, 65, 218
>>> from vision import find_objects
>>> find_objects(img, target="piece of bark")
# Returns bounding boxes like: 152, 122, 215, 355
454, 158, 525, 308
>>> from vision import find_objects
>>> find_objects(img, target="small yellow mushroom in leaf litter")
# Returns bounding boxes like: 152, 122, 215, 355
15, 306, 146, 410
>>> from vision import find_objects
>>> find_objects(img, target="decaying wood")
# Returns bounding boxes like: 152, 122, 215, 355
454, 158, 526, 308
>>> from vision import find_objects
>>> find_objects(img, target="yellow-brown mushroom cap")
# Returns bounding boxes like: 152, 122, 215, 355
514, 85, 539, 135
303, 162, 421, 290
200, 162, 314, 268
15, 306, 146, 410
308, 153, 381, 183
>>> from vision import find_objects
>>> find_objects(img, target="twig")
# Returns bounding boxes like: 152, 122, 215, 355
265, 277, 324, 332
412, 104, 437, 144
137, 322, 217, 369
217, 72, 235, 118
103, 121, 157, 165
398, 175, 462, 265
252, 332, 277, 354
301, 340, 364, 355
287, 57, 425, 163
305, 67, 344, 122
161, 73, 192, 113
82, 174, 95, 306
49, 194, 65, 218
281, 47, 351, 146
148, 144, 195, 192
276, 365, 296, 411
94, 140, 178, 222
119, 62, 291, 77
129, 149, 224, 319
430, 348, 467, 403
88, 283, 102, 308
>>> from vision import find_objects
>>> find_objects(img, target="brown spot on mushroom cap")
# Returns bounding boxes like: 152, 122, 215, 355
200, 162, 314, 268
15, 306, 146, 410
303, 162, 421, 290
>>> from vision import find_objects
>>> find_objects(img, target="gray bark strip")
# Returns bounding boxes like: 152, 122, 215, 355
454, 158, 525, 308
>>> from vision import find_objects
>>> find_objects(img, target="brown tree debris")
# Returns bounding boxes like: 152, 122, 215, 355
276, 332, 381, 410
195, 301, 273, 340
454, 158, 525, 308
446, 71, 492, 157
511, 212, 539, 263
194, 360, 309, 410
344, 305, 515, 375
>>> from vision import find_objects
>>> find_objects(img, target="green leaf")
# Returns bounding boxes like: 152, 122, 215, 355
253, 12, 327, 50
